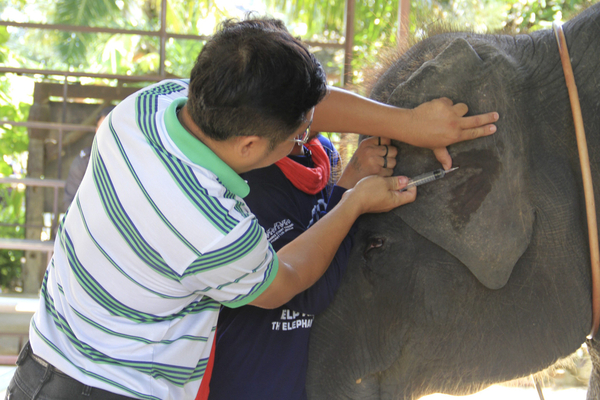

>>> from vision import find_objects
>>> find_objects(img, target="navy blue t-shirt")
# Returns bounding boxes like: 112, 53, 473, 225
208, 136, 355, 400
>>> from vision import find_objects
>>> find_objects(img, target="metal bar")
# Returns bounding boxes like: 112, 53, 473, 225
343, 0, 355, 87
0, 238, 54, 252
51, 186, 59, 240
23, 82, 139, 100
58, 78, 67, 179
0, 120, 96, 132
159, 0, 168, 78
0, 355, 18, 365
304, 41, 344, 50
0, 223, 46, 229
0, 66, 165, 82
0, 21, 342, 48
0, 177, 65, 188
0, 20, 211, 41
397, 0, 410, 44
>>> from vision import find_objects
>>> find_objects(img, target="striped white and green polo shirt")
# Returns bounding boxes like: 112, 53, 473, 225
30, 79, 278, 400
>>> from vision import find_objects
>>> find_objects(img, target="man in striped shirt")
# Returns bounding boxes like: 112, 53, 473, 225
6, 17, 498, 400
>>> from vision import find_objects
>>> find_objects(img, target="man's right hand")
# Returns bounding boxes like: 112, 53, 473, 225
345, 175, 416, 215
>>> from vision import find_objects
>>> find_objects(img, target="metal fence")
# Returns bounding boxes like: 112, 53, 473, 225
0, 0, 357, 272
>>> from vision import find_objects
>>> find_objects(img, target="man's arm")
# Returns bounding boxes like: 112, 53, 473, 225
312, 86, 499, 170
284, 185, 353, 314
249, 174, 414, 309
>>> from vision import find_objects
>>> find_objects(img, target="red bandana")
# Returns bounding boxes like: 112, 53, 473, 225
275, 138, 331, 195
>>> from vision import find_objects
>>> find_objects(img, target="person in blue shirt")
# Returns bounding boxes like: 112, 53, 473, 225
207, 132, 398, 400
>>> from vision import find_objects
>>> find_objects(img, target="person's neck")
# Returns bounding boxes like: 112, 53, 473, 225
177, 104, 209, 144
177, 105, 243, 173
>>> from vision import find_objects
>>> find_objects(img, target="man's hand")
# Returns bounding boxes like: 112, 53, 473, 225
251, 171, 415, 310
345, 175, 416, 215
407, 97, 499, 170
336, 137, 397, 189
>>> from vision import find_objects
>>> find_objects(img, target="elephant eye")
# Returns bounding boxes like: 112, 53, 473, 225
365, 237, 385, 253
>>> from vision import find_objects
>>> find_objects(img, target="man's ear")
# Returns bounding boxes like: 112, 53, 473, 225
234, 135, 265, 159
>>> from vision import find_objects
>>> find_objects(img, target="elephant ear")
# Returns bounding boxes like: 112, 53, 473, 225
385, 38, 534, 289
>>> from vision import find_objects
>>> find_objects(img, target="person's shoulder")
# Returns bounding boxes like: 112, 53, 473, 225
133, 79, 190, 99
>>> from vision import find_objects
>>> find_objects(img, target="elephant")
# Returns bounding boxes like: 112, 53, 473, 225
306, 3, 600, 400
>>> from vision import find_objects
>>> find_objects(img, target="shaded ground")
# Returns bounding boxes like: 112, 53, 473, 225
0, 366, 15, 398
422, 386, 587, 399
423, 344, 592, 399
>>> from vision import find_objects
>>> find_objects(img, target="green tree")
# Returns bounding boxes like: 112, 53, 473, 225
0, 183, 25, 293
0, 47, 29, 292
264, 0, 598, 87
503, 0, 598, 32
0, 0, 597, 291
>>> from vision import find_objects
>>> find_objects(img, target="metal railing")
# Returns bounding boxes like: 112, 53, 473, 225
0, 0, 357, 294
0, 296, 39, 365
0, 177, 65, 265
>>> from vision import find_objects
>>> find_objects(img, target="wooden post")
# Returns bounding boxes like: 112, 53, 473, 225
339, 0, 357, 167
343, 0, 355, 88
22, 83, 50, 294
397, 0, 410, 46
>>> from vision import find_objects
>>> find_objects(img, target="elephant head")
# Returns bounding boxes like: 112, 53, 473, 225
308, 4, 600, 399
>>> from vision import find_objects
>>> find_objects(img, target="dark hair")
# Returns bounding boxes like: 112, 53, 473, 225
187, 16, 328, 146
96, 106, 115, 123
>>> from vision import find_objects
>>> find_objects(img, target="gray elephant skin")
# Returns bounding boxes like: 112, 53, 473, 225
307, 3, 600, 400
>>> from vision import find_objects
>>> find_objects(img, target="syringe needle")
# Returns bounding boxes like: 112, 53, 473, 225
403, 166, 459, 190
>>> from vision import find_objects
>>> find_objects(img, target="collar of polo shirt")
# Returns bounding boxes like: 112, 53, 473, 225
164, 97, 250, 198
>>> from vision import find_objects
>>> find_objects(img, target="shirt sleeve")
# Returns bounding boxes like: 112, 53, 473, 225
184, 215, 279, 309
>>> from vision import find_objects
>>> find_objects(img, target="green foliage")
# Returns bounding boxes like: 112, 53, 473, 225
0, 184, 25, 292
503, 0, 598, 31
0, 0, 597, 291
0, 76, 28, 292
0, 17, 29, 291
2, 0, 599, 79
0, 0, 235, 75
165, 39, 205, 78
53, 0, 160, 68
0, 79, 29, 177
264, 0, 597, 87
0, 26, 8, 64
412, 0, 508, 34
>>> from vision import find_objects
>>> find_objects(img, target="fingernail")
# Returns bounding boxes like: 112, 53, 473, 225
489, 125, 497, 133
494, 112, 499, 120
398, 176, 408, 186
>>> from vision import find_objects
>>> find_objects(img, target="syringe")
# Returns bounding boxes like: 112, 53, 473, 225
403, 166, 459, 190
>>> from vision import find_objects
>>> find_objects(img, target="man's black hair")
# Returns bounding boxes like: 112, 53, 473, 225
187, 16, 328, 146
